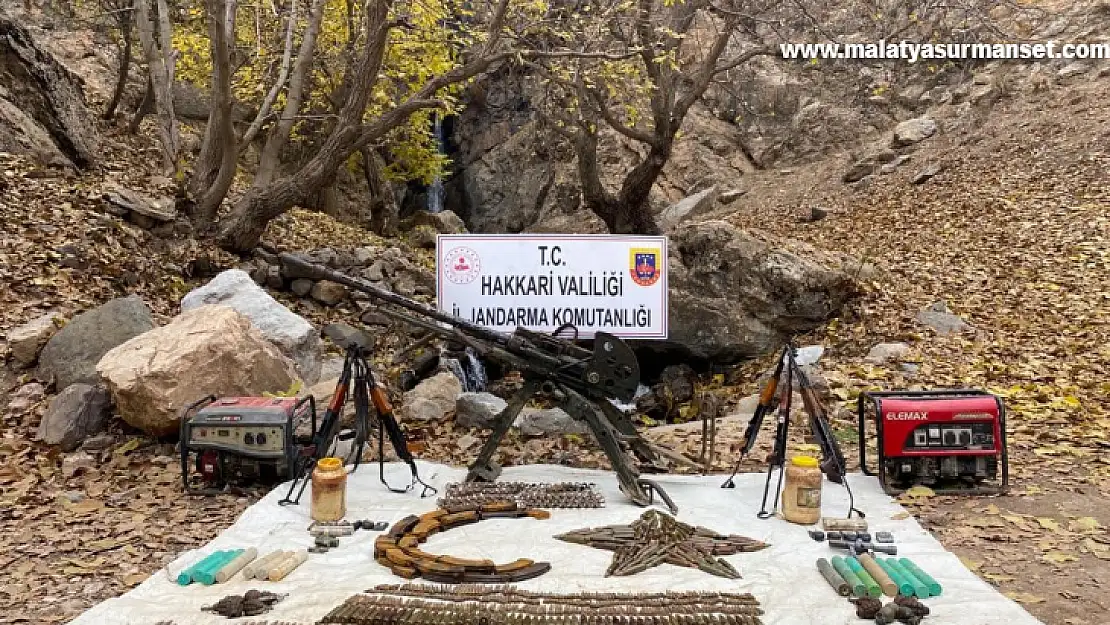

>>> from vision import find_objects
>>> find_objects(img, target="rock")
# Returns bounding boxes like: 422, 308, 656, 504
515, 407, 587, 437
181, 270, 323, 384
310, 280, 347, 306
80, 433, 115, 452
912, 163, 944, 185
36, 383, 111, 452
6, 382, 45, 414
969, 84, 1001, 107
95, 306, 301, 436
406, 210, 467, 234
354, 247, 376, 265
265, 264, 283, 289
102, 184, 176, 225
61, 451, 96, 478
290, 278, 314, 297
639, 221, 858, 364
636, 364, 698, 421
0, 15, 100, 168
916, 301, 974, 336
891, 117, 938, 147
794, 345, 825, 366
658, 186, 719, 232
879, 155, 912, 175
392, 274, 417, 297
864, 342, 912, 365
360, 310, 392, 326
843, 150, 896, 183
7, 311, 61, 367
399, 372, 462, 422
408, 225, 439, 249
322, 322, 373, 351
455, 392, 508, 429
803, 206, 830, 223
38, 295, 154, 389
718, 188, 746, 204
365, 261, 387, 282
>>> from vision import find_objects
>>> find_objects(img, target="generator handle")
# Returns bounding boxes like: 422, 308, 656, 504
179, 394, 218, 494
293, 394, 317, 439
856, 393, 880, 477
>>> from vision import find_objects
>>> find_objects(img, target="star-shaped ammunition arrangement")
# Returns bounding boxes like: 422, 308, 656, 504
554, 509, 769, 578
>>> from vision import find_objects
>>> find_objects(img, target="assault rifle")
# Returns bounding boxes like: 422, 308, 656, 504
721, 343, 864, 519
278, 253, 681, 513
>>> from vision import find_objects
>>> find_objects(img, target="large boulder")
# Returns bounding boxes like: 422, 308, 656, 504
0, 15, 99, 168
36, 383, 111, 452
643, 221, 859, 363
399, 372, 462, 422
181, 270, 323, 384
96, 306, 301, 436
38, 295, 155, 389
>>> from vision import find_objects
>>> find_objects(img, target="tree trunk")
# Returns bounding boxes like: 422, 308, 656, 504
363, 147, 398, 236
128, 75, 153, 133
254, 0, 326, 186
103, 7, 133, 120
187, 0, 239, 225
134, 0, 180, 175
238, 0, 296, 149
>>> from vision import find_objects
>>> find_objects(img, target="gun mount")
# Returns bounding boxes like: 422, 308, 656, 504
278, 253, 683, 512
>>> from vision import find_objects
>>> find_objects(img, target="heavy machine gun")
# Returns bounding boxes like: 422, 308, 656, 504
278, 253, 680, 513
721, 342, 864, 519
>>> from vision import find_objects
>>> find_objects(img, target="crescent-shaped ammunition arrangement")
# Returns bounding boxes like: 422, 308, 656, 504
436, 481, 605, 509
319, 584, 765, 624
555, 509, 768, 578
373, 502, 552, 583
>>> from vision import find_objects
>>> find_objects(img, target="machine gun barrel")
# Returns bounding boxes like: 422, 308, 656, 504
279, 253, 509, 345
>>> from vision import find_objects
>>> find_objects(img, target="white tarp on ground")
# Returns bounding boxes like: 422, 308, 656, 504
71, 462, 1044, 625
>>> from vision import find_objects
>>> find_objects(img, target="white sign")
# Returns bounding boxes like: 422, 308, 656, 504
436, 234, 668, 339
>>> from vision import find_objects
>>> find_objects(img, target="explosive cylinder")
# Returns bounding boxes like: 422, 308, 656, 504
195, 549, 245, 585
214, 547, 258, 583
857, 553, 897, 597
268, 551, 309, 581
898, 558, 943, 596
830, 556, 867, 597
822, 518, 868, 531
875, 557, 915, 597
816, 558, 851, 596
176, 550, 236, 586
844, 556, 882, 598
883, 558, 930, 598
243, 550, 289, 580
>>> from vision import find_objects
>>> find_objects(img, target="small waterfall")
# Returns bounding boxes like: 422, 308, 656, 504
444, 347, 487, 392
464, 347, 487, 392
426, 115, 446, 214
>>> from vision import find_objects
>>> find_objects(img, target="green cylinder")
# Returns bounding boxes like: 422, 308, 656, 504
875, 557, 915, 596
830, 556, 867, 597
899, 558, 943, 597
884, 558, 930, 598
176, 550, 231, 586
844, 557, 882, 598
194, 550, 244, 585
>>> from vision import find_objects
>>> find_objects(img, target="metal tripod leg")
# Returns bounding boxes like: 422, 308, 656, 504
596, 400, 663, 469
562, 387, 677, 513
465, 380, 539, 483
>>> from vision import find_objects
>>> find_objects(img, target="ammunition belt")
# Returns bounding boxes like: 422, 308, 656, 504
436, 481, 605, 509
373, 501, 552, 584
319, 587, 764, 625
554, 509, 768, 579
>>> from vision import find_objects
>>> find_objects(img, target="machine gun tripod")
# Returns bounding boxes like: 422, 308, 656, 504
277, 253, 683, 513
721, 343, 864, 519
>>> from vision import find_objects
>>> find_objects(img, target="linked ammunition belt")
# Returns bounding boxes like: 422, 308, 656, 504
319, 585, 764, 625
373, 502, 552, 584
200, 590, 287, 619
555, 509, 768, 578
436, 481, 605, 509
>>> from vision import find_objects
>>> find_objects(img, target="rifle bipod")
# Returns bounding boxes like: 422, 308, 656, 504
465, 380, 679, 514
279, 345, 436, 506
720, 343, 864, 520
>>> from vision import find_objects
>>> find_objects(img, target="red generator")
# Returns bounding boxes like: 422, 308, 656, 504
858, 389, 1009, 495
